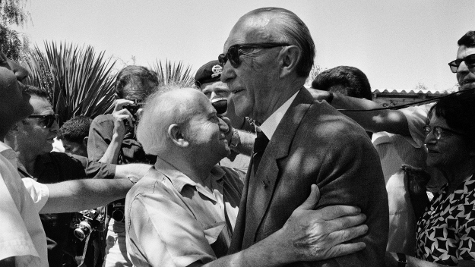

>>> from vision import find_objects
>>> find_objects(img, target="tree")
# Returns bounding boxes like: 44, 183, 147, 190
0, 0, 30, 60
304, 64, 323, 87
151, 60, 195, 88
24, 41, 118, 124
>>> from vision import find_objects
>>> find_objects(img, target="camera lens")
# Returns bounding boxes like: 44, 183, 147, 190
111, 208, 125, 222
74, 221, 92, 241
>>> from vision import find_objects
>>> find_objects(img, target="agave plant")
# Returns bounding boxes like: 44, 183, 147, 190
23, 41, 117, 125
151, 60, 195, 88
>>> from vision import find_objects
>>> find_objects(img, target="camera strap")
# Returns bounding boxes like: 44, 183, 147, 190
77, 233, 91, 267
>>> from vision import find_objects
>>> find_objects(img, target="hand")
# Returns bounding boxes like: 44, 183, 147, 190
275, 184, 368, 263
112, 99, 135, 138
307, 88, 332, 102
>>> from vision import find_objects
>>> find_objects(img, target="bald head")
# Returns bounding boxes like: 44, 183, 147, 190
228, 7, 315, 78
137, 88, 203, 155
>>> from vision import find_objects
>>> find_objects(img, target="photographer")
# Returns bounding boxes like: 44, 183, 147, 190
87, 65, 158, 267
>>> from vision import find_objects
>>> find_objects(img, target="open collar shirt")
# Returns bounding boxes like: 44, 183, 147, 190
0, 141, 49, 267
126, 156, 244, 267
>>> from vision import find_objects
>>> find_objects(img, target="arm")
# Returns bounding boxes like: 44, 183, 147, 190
129, 183, 367, 267
221, 116, 255, 156
99, 99, 135, 164
308, 88, 411, 136
40, 178, 134, 213
114, 164, 152, 180
199, 185, 367, 267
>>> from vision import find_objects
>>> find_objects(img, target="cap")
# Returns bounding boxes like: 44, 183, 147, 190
195, 60, 223, 88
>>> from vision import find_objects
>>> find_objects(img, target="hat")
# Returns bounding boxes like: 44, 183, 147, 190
195, 60, 223, 88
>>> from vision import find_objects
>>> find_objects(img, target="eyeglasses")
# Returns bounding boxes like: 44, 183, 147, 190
423, 125, 465, 140
218, 42, 290, 68
448, 54, 475, 73
28, 114, 58, 128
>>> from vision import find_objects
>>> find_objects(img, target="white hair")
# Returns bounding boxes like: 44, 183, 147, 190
136, 87, 199, 155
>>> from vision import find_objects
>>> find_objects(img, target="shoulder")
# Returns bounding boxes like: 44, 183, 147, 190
90, 114, 114, 129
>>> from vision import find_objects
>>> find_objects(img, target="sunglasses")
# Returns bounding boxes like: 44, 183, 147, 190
218, 42, 290, 68
211, 98, 227, 115
448, 54, 475, 73
28, 114, 59, 128
423, 125, 465, 140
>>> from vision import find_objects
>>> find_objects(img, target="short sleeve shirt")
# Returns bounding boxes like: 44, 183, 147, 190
0, 144, 49, 267
125, 157, 244, 267
416, 175, 475, 265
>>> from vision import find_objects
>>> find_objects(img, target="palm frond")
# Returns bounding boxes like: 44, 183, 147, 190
23, 41, 117, 124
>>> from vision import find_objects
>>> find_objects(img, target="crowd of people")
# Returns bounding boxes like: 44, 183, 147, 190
1, 6, 475, 267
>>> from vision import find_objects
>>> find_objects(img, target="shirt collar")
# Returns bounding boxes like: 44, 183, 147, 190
0, 141, 19, 168
153, 156, 225, 193
260, 90, 299, 140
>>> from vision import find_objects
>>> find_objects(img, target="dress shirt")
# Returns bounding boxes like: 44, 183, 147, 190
260, 90, 299, 140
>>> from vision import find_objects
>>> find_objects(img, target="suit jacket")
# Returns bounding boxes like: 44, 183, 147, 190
229, 89, 388, 266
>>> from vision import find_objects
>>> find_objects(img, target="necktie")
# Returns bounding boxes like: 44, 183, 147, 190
253, 131, 269, 174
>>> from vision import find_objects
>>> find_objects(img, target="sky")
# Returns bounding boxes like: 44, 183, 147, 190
16, 0, 475, 91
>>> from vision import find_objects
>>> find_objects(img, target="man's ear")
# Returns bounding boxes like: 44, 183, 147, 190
168, 124, 189, 147
279, 45, 301, 78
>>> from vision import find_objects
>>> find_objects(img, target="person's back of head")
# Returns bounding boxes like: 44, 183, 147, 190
115, 65, 159, 101
57, 116, 92, 157
312, 66, 372, 100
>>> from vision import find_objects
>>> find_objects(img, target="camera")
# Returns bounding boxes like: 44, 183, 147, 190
124, 99, 144, 120
111, 201, 125, 222
211, 98, 227, 115
73, 209, 105, 241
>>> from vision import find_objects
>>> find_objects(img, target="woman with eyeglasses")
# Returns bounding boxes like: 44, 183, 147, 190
386, 91, 475, 266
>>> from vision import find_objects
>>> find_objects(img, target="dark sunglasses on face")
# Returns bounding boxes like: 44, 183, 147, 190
218, 42, 290, 68
28, 114, 59, 128
423, 125, 465, 140
448, 54, 475, 73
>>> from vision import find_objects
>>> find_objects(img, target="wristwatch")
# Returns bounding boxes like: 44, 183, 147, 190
229, 128, 241, 149
397, 253, 407, 267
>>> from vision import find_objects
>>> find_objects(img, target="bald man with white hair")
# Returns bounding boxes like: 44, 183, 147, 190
125, 87, 369, 267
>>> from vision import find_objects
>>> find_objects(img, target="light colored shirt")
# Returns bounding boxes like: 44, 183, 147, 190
125, 157, 244, 267
0, 142, 49, 267
260, 90, 299, 140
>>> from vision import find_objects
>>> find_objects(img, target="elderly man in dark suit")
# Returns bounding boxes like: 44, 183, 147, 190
219, 7, 389, 266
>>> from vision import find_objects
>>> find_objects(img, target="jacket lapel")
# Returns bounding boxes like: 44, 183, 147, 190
244, 89, 314, 244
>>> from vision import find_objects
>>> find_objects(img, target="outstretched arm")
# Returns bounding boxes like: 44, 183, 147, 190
308, 88, 411, 136
40, 178, 134, 214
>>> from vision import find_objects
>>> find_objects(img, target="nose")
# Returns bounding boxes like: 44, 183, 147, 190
424, 131, 437, 145
218, 117, 230, 133
457, 60, 470, 74
8, 59, 29, 81
220, 61, 235, 84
